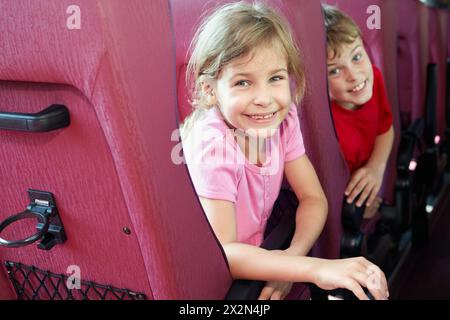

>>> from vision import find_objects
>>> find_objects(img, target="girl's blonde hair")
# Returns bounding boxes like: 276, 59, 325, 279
181, 1, 305, 138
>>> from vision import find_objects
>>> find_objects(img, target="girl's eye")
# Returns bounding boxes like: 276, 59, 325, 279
353, 53, 363, 62
234, 80, 250, 87
329, 68, 340, 76
270, 75, 284, 82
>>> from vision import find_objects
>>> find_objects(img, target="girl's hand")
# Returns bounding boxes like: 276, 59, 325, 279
258, 281, 293, 300
313, 257, 389, 300
345, 165, 384, 207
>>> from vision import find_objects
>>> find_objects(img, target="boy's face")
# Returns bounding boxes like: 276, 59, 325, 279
327, 37, 374, 110
206, 41, 292, 138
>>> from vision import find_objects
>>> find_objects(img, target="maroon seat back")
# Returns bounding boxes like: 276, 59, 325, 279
271, 0, 349, 261
0, 0, 229, 299
397, 2, 448, 140
396, 0, 430, 129
428, 6, 448, 138
448, 11, 450, 57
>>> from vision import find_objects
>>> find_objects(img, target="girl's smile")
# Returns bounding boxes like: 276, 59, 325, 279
244, 110, 280, 124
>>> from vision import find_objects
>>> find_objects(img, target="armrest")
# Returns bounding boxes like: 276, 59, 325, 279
340, 199, 365, 258
446, 58, 450, 130
341, 200, 365, 233
424, 63, 437, 147
224, 190, 297, 300
397, 118, 424, 172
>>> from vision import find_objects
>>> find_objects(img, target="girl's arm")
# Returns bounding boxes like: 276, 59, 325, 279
346, 125, 394, 207
199, 196, 389, 300
283, 154, 328, 256
199, 197, 315, 282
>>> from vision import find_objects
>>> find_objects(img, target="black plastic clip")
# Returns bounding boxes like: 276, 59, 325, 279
0, 189, 67, 250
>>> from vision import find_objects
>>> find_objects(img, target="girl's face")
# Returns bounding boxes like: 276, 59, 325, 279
327, 37, 374, 110
207, 41, 292, 138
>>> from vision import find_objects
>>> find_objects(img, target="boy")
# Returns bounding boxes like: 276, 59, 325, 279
323, 6, 394, 219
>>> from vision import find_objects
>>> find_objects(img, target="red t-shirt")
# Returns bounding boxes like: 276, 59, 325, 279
331, 65, 393, 173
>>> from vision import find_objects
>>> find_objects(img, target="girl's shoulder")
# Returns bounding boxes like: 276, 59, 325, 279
182, 107, 241, 162
280, 103, 301, 133
186, 107, 230, 144
182, 108, 244, 185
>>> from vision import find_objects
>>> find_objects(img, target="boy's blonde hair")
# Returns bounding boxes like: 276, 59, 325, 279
181, 1, 305, 137
322, 5, 361, 59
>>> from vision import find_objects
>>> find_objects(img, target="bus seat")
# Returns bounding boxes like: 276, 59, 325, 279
0, 0, 230, 299
395, 1, 433, 243
396, 0, 429, 130
414, 3, 449, 235
428, 7, 448, 139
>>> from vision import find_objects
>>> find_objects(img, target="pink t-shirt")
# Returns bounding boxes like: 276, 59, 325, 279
183, 104, 305, 246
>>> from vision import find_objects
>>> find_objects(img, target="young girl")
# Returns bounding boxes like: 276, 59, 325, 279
181, 1, 388, 300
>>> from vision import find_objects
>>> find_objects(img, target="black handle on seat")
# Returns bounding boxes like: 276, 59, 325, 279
0, 104, 70, 132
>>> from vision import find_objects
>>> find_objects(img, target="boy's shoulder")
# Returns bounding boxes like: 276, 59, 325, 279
372, 64, 384, 84
370, 64, 390, 101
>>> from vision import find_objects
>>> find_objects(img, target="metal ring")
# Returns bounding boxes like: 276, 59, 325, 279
0, 210, 50, 248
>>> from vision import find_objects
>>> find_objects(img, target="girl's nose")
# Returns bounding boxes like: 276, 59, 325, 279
253, 89, 273, 107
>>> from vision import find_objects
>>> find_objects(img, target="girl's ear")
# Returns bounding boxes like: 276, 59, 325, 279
200, 79, 217, 106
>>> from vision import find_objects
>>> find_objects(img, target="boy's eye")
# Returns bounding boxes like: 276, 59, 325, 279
328, 68, 340, 76
353, 53, 363, 62
234, 80, 250, 87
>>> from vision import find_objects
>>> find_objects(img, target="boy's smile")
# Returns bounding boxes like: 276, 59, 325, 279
327, 37, 374, 110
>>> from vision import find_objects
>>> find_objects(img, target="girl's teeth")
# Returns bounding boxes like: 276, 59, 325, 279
250, 112, 274, 120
